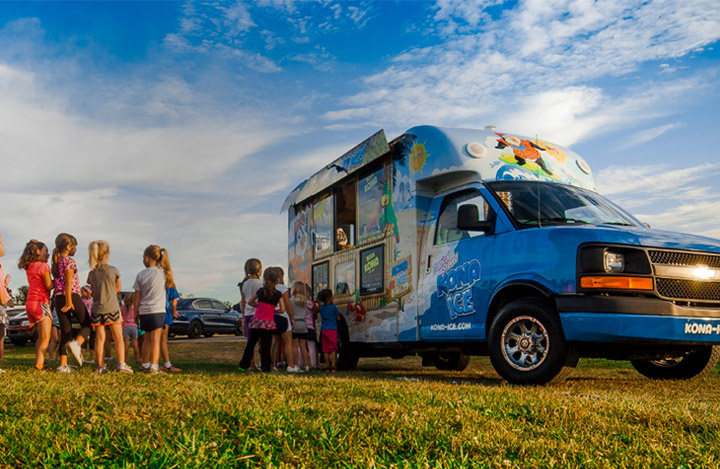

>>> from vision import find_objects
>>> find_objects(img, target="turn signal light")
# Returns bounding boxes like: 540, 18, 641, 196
580, 276, 653, 290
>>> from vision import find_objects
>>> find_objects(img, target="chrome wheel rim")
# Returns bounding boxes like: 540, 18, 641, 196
501, 316, 549, 371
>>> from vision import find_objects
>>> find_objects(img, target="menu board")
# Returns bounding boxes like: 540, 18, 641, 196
334, 260, 356, 296
312, 262, 329, 299
360, 245, 384, 295
357, 167, 385, 244
389, 255, 412, 300
313, 195, 334, 258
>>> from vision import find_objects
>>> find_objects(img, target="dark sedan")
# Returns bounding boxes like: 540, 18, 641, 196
170, 297, 243, 339
6, 307, 35, 346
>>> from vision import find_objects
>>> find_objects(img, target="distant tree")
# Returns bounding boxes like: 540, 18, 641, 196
224, 301, 232, 308
14, 285, 29, 305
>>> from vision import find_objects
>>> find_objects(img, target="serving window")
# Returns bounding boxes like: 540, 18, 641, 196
312, 262, 329, 299
335, 180, 356, 251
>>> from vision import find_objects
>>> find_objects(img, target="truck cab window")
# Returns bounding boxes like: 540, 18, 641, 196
435, 190, 491, 245
335, 180, 356, 250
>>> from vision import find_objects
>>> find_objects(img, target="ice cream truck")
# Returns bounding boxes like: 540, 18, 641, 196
282, 125, 720, 384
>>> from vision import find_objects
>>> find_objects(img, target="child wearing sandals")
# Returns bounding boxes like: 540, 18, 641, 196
238, 268, 284, 372
17, 239, 54, 371
317, 289, 341, 372
87, 240, 133, 374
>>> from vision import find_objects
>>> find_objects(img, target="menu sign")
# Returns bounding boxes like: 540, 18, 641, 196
389, 256, 412, 300
360, 245, 384, 295
312, 262, 329, 299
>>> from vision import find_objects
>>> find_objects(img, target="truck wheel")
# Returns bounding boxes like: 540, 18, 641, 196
631, 346, 720, 380
188, 320, 203, 339
488, 299, 578, 385
336, 317, 359, 371
434, 352, 470, 371
235, 321, 244, 336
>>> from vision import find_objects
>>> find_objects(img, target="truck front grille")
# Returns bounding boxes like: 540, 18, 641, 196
656, 278, 720, 302
649, 250, 720, 268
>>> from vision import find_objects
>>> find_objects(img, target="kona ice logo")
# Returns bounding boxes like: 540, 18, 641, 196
436, 259, 481, 320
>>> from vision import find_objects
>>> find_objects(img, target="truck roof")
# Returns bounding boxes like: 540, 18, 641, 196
282, 125, 595, 211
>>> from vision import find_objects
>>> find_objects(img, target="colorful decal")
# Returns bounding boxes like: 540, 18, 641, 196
313, 195, 334, 258
495, 133, 559, 177
381, 176, 399, 242
409, 142, 428, 173
432, 252, 459, 275
334, 260, 356, 296
388, 256, 412, 301
357, 168, 385, 244
288, 206, 311, 284
436, 259, 482, 320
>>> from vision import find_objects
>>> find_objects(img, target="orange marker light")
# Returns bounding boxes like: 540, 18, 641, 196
580, 276, 653, 290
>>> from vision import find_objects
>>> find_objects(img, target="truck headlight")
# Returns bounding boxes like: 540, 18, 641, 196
21, 320, 30, 327
604, 251, 625, 273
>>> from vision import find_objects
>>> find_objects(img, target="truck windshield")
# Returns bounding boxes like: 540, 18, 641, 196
486, 181, 641, 228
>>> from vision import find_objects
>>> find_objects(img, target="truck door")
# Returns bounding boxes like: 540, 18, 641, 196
419, 187, 495, 341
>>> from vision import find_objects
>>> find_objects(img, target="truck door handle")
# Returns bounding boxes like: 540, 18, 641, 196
426, 254, 433, 273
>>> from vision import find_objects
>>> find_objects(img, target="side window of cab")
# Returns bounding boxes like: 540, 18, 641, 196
435, 190, 493, 245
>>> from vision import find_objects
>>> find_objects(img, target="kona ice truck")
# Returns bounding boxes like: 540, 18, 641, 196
282, 125, 720, 384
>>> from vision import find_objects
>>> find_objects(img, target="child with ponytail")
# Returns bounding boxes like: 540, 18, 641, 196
87, 241, 133, 374
133, 245, 173, 374
18, 239, 54, 371
52, 233, 91, 372
238, 268, 284, 372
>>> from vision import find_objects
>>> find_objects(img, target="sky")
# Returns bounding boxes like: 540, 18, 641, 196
1, 0, 719, 303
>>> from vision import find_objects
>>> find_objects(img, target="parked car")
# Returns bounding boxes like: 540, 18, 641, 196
170, 297, 243, 339
6, 307, 36, 346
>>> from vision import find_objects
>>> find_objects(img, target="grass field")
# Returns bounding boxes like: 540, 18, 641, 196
1, 338, 719, 468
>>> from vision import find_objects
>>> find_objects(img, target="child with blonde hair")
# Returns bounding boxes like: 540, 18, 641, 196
87, 241, 133, 374
0, 234, 11, 371
290, 281, 311, 371
18, 239, 54, 371
133, 245, 173, 374
240, 258, 262, 369
52, 233, 91, 372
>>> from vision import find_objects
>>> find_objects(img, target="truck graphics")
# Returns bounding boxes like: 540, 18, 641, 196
283, 125, 720, 384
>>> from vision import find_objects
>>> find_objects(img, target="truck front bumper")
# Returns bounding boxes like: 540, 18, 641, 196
556, 295, 720, 343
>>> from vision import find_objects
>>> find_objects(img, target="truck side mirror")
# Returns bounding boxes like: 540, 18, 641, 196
457, 205, 494, 234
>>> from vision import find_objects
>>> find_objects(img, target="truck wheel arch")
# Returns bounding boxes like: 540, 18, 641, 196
486, 281, 554, 334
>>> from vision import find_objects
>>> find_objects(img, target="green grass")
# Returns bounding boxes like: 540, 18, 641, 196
1, 339, 719, 468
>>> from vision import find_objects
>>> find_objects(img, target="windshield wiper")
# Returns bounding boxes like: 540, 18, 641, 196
601, 222, 635, 226
525, 217, 589, 225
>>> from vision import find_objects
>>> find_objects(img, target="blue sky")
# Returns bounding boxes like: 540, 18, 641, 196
1, 0, 719, 303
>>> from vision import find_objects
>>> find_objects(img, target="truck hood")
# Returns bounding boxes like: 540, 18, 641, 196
585, 225, 720, 253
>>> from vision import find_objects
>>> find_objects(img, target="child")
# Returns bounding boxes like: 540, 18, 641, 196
17, 239, 54, 371
269, 266, 299, 372
238, 268, 284, 372
290, 281, 311, 372
133, 245, 173, 374
160, 277, 181, 373
121, 293, 141, 363
80, 285, 97, 363
52, 233, 91, 372
0, 234, 11, 371
47, 307, 61, 362
304, 283, 320, 369
87, 240, 133, 374
240, 258, 262, 370
318, 289, 341, 372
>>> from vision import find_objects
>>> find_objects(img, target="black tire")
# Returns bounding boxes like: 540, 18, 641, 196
631, 346, 720, 380
488, 299, 578, 385
434, 352, 471, 371
235, 321, 244, 336
335, 317, 359, 371
11, 338, 28, 346
188, 320, 203, 339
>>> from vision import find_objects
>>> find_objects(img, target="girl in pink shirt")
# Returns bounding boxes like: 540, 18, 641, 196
0, 234, 12, 372
18, 239, 54, 371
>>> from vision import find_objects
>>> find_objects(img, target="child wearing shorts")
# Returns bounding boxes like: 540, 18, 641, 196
318, 289, 341, 373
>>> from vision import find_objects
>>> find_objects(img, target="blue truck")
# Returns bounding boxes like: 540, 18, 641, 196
283, 125, 720, 384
